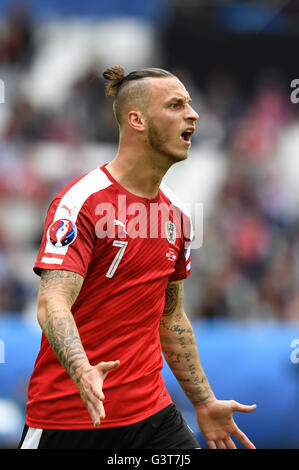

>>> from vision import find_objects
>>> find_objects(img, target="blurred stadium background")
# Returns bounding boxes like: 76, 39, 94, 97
0, 0, 299, 449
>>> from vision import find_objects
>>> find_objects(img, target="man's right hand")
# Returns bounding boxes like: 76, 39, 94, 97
77, 360, 120, 427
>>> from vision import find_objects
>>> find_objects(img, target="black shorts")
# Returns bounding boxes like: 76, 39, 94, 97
18, 404, 200, 449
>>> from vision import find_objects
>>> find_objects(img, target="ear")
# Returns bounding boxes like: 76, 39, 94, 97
127, 110, 145, 132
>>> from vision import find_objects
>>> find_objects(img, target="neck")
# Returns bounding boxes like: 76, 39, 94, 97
106, 141, 173, 199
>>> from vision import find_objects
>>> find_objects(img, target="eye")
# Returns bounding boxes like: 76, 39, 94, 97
170, 103, 179, 109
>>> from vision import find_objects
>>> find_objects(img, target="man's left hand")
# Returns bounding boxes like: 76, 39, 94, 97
195, 398, 257, 449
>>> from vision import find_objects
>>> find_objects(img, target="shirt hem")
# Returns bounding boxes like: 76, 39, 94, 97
25, 397, 173, 430
33, 263, 86, 278
169, 271, 189, 282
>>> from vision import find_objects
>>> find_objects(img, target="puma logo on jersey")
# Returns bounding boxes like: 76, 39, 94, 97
62, 205, 77, 218
113, 219, 128, 234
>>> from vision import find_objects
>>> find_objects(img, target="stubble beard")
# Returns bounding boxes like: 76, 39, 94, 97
146, 118, 188, 164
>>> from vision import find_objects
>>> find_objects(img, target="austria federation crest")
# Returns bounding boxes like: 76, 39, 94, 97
165, 221, 176, 244
47, 219, 77, 247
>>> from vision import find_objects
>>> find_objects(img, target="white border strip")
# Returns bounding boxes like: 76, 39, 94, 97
41, 257, 63, 265
43, 167, 112, 256
20, 427, 43, 449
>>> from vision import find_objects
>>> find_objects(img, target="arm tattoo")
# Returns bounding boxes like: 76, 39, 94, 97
39, 269, 84, 306
39, 270, 89, 384
43, 308, 89, 385
163, 282, 180, 316
160, 280, 213, 406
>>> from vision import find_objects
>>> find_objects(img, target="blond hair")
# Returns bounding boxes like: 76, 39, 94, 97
102, 65, 175, 124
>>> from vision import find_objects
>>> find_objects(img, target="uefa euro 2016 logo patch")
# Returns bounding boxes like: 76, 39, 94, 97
47, 219, 77, 247
165, 221, 176, 244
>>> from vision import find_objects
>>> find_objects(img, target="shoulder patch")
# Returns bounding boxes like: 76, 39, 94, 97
47, 219, 77, 247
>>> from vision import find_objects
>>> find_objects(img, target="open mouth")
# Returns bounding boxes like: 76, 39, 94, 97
180, 129, 194, 144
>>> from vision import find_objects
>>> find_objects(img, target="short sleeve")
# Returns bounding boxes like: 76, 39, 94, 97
169, 213, 192, 282
33, 197, 95, 278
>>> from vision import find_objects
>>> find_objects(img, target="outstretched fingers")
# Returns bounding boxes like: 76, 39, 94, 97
230, 401, 256, 449
231, 401, 257, 413
81, 392, 103, 427
207, 437, 237, 449
233, 427, 256, 449
81, 360, 120, 427
207, 440, 217, 449
97, 360, 120, 378
223, 437, 237, 449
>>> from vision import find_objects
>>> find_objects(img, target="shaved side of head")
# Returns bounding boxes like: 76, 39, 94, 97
113, 78, 152, 126
102, 66, 176, 127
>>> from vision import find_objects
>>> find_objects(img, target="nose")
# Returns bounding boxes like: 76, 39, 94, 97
186, 103, 199, 122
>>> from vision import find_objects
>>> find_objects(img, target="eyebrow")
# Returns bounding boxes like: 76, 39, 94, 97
166, 96, 192, 105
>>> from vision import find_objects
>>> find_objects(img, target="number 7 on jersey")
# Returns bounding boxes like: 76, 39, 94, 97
106, 240, 128, 278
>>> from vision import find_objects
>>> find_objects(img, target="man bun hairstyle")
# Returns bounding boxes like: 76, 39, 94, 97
102, 65, 126, 97
102, 65, 176, 124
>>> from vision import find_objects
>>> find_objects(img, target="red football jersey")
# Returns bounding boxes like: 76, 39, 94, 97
25, 164, 193, 429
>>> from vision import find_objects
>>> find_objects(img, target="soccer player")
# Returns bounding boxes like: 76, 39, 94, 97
18, 66, 256, 449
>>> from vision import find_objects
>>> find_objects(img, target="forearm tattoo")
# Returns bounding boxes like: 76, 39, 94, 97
160, 281, 213, 405
39, 270, 89, 384
39, 269, 83, 306
163, 282, 180, 316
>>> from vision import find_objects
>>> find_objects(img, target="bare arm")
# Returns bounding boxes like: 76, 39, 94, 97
38, 269, 88, 385
159, 280, 214, 406
159, 280, 256, 449
37, 269, 120, 426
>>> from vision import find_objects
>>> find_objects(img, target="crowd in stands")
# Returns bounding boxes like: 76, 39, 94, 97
0, 5, 299, 323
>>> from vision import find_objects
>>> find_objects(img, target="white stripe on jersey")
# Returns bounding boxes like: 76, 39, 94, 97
184, 244, 191, 262
20, 427, 43, 449
41, 256, 64, 265
43, 167, 112, 257
160, 182, 194, 242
